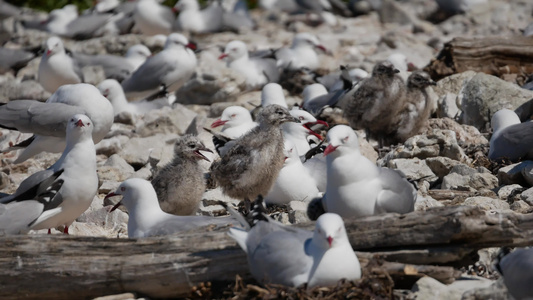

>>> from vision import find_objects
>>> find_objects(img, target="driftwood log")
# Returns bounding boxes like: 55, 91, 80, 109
1, 206, 533, 299
424, 36, 533, 80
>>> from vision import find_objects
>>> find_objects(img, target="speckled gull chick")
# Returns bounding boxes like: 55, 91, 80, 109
228, 203, 361, 287
310, 125, 416, 219
210, 105, 299, 202
151, 135, 213, 216
488, 108, 533, 162
106, 178, 236, 238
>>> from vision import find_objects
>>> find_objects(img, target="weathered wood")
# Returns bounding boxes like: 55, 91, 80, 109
424, 36, 533, 80
1, 206, 533, 299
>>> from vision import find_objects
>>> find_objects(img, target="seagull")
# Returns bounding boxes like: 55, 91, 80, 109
105, 178, 236, 238
97, 79, 168, 116
316, 125, 416, 219
265, 139, 320, 205
394, 71, 437, 143
302, 82, 350, 116
38, 36, 83, 93
210, 105, 299, 202
228, 199, 361, 287
0, 169, 64, 235
488, 109, 533, 162
133, 0, 175, 35
496, 247, 533, 300
261, 83, 288, 108
219, 40, 280, 90
121, 33, 197, 100
173, 0, 223, 33
211, 106, 258, 139
0, 47, 35, 75
317, 67, 368, 92
151, 135, 213, 216
220, 0, 255, 32
282, 109, 327, 156
72, 44, 151, 82
1, 114, 98, 234
343, 60, 406, 146
275, 33, 327, 71
0, 83, 114, 163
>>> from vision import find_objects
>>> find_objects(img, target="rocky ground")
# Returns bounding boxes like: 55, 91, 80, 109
1, 0, 533, 299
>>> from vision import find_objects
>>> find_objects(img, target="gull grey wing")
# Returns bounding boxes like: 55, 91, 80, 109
0, 100, 86, 137
490, 122, 533, 160
0, 169, 57, 204
253, 58, 279, 83
0, 201, 43, 235
73, 52, 133, 82
0, 47, 35, 74
64, 13, 113, 40
7, 169, 64, 206
121, 54, 177, 93
145, 216, 237, 237
499, 248, 533, 300
375, 168, 416, 214
246, 221, 313, 286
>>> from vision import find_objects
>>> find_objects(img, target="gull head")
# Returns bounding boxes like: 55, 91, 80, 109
45, 36, 65, 56
173, 134, 213, 162
407, 71, 437, 89
260, 105, 300, 126
105, 178, 158, 213
211, 106, 252, 129
313, 213, 348, 249
372, 60, 400, 77
219, 40, 248, 62
165, 33, 196, 51
324, 125, 359, 156
67, 114, 94, 140
292, 33, 327, 52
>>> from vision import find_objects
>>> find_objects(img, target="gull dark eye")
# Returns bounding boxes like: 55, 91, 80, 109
188, 143, 196, 148
120, 187, 125, 192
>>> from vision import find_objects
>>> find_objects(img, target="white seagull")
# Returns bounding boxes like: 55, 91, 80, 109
210, 106, 258, 139
219, 40, 280, 90
38, 36, 83, 93
275, 33, 327, 71
0, 114, 98, 234
0, 83, 114, 163
173, 0, 223, 33
98, 79, 168, 116
489, 109, 533, 162
229, 209, 361, 287
265, 139, 320, 205
133, 0, 175, 35
321, 125, 416, 218
105, 178, 236, 238
121, 33, 197, 100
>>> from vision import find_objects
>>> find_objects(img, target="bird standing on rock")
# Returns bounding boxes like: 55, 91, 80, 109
38, 36, 83, 93
308, 125, 416, 220
210, 105, 300, 202
343, 60, 405, 146
394, 71, 437, 143
151, 135, 213, 216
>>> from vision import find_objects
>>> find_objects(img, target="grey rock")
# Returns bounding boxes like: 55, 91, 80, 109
118, 134, 177, 168
433, 71, 477, 99
378, 0, 415, 25
382, 130, 468, 164
427, 118, 488, 146
0, 172, 10, 190
414, 195, 444, 211
135, 104, 197, 137
436, 93, 460, 119
442, 165, 498, 192
388, 158, 438, 184
459, 72, 533, 130
426, 157, 462, 180
130, 164, 153, 180
0, 79, 50, 103
175, 73, 238, 105
461, 278, 508, 300
95, 135, 130, 157
104, 154, 135, 173
463, 197, 510, 211
520, 163, 533, 186
496, 184, 524, 200
520, 187, 533, 206
97, 165, 133, 186
497, 161, 533, 186
412, 276, 494, 300
288, 200, 310, 224
510, 200, 531, 214
99, 180, 120, 194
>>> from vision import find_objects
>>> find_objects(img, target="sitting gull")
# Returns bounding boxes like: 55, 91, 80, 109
38, 36, 83, 93
106, 178, 236, 238
275, 33, 327, 71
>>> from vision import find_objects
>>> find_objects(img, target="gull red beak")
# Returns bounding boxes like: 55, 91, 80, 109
46, 50, 52, 56
194, 147, 213, 162
75, 119, 85, 127
327, 236, 333, 247
104, 192, 122, 212
218, 53, 228, 60
186, 42, 197, 51
407, 62, 417, 72
315, 45, 327, 52
211, 119, 228, 128
172, 7, 178, 13
323, 144, 338, 156
303, 121, 327, 140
